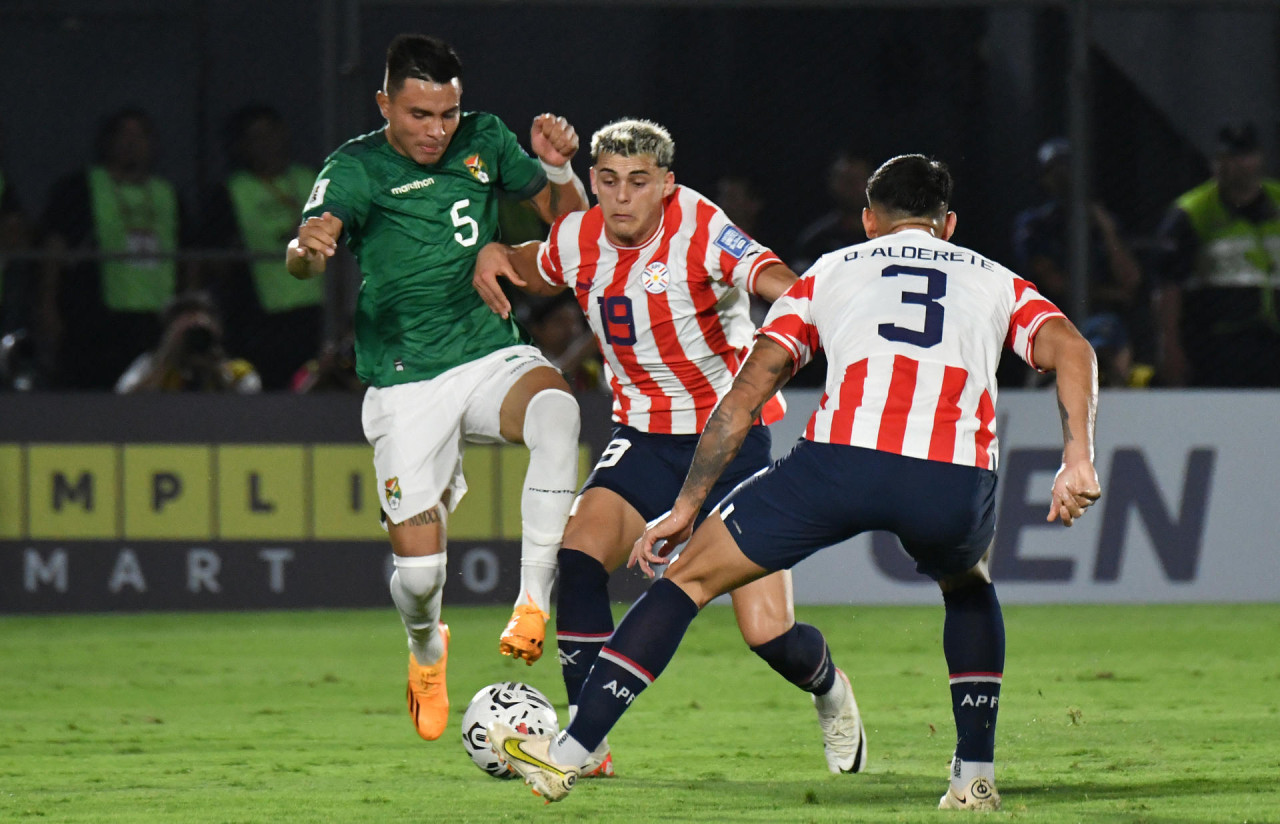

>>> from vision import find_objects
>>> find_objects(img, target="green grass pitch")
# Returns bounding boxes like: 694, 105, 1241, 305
2, 603, 1277, 823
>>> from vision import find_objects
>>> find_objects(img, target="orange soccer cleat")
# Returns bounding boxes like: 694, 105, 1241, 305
499, 603, 549, 665
406, 623, 450, 740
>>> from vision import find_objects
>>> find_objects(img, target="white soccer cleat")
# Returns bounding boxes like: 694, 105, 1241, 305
814, 668, 867, 774
489, 722, 580, 803
939, 776, 1002, 811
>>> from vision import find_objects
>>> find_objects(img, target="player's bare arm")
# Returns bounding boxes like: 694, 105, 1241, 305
1033, 316, 1102, 526
751, 263, 799, 303
286, 212, 343, 279
526, 113, 589, 223
631, 338, 794, 576
472, 241, 564, 319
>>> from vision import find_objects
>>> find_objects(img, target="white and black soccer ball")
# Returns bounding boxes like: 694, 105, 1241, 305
460, 681, 559, 778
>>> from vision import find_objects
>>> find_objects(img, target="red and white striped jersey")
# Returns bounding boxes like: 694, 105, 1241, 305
760, 228, 1064, 470
538, 185, 784, 434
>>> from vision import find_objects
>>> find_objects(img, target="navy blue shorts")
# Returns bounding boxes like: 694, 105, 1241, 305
720, 440, 997, 581
583, 424, 773, 526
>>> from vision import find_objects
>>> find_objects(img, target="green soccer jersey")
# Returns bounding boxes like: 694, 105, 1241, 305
302, 112, 547, 387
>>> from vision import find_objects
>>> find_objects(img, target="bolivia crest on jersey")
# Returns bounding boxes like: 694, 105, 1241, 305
642, 261, 671, 294
464, 154, 490, 184
384, 477, 402, 510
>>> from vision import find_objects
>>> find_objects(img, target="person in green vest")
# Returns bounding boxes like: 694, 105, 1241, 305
1156, 122, 1280, 387
202, 105, 323, 390
38, 108, 188, 389
287, 34, 588, 743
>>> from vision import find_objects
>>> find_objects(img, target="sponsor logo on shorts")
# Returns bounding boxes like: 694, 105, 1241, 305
713, 225, 751, 259
464, 154, 490, 184
641, 261, 670, 294
385, 477, 402, 511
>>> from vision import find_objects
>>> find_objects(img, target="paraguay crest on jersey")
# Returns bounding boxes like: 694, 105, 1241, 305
642, 261, 670, 294
464, 154, 490, 184
384, 477, 402, 510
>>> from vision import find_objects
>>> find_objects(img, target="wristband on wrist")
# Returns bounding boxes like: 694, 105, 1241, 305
540, 159, 574, 185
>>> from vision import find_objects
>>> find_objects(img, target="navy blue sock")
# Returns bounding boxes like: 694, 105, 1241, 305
565, 578, 699, 752
554, 549, 615, 707
750, 622, 837, 695
942, 581, 1005, 762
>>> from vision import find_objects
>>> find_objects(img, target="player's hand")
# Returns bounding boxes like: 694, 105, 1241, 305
631, 506, 696, 579
290, 212, 342, 273
1047, 459, 1101, 526
473, 242, 524, 319
530, 113, 579, 168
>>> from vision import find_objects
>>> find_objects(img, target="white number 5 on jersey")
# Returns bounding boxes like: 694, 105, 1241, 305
451, 198, 478, 247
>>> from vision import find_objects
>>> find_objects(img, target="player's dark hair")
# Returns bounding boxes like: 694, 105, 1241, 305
865, 154, 952, 220
384, 34, 462, 96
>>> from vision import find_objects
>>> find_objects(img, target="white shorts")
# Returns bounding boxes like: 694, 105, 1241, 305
361, 345, 554, 524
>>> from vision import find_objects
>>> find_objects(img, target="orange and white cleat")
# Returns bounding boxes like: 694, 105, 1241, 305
499, 603, 549, 665
582, 745, 615, 778
406, 623, 450, 740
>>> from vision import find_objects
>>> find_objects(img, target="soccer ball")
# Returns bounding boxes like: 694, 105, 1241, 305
460, 681, 559, 778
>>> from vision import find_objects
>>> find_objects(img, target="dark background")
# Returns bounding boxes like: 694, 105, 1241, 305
1, 0, 1274, 267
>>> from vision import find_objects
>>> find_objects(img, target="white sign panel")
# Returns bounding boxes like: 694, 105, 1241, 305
768, 389, 1280, 605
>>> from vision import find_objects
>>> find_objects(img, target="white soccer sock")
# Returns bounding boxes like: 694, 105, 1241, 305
389, 553, 447, 665
550, 730, 592, 769
517, 388, 580, 612
951, 754, 996, 789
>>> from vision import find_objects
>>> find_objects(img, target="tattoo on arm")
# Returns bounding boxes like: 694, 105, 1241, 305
1058, 396, 1074, 444
548, 184, 560, 217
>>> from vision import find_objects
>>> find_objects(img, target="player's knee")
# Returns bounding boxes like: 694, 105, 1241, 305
390, 552, 447, 599
734, 599, 792, 647
523, 388, 580, 453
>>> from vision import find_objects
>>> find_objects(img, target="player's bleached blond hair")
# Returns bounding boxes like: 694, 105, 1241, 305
590, 119, 675, 168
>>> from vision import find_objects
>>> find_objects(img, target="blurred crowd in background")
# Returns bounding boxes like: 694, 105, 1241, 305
1, 105, 1277, 395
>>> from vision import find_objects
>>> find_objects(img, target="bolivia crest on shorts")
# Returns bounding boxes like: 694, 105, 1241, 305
385, 477, 402, 511
642, 261, 670, 294
464, 154, 490, 184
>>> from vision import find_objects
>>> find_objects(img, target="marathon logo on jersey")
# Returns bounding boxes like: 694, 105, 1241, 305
390, 178, 436, 195
305, 179, 329, 210
384, 477, 402, 511
713, 225, 751, 259
464, 154, 490, 184
641, 261, 670, 294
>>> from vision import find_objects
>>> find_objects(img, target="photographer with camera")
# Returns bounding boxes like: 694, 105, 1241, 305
115, 291, 261, 393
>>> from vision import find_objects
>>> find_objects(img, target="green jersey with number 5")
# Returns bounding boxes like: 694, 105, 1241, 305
302, 112, 547, 387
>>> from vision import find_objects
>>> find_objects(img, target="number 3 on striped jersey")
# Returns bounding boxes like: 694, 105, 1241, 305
877, 264, 947, 348
597, 295, 637, 346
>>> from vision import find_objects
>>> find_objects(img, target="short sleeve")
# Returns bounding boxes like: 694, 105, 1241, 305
536, 212, 573, 287
493, 118, 547, 201
757, 273, 821, 373
301, 152, 371, 234
1006, 276, 1066, 370
705, 204, 782, 293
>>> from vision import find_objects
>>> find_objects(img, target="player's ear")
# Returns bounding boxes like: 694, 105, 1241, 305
589, 167, 599, 196
375, 90, 391, 121
862, 207, 879, 239
941, 211, 957, 241
662, 170, 675, 197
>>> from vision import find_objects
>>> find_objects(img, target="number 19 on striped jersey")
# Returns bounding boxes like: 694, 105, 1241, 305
598, 295, 638, 346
